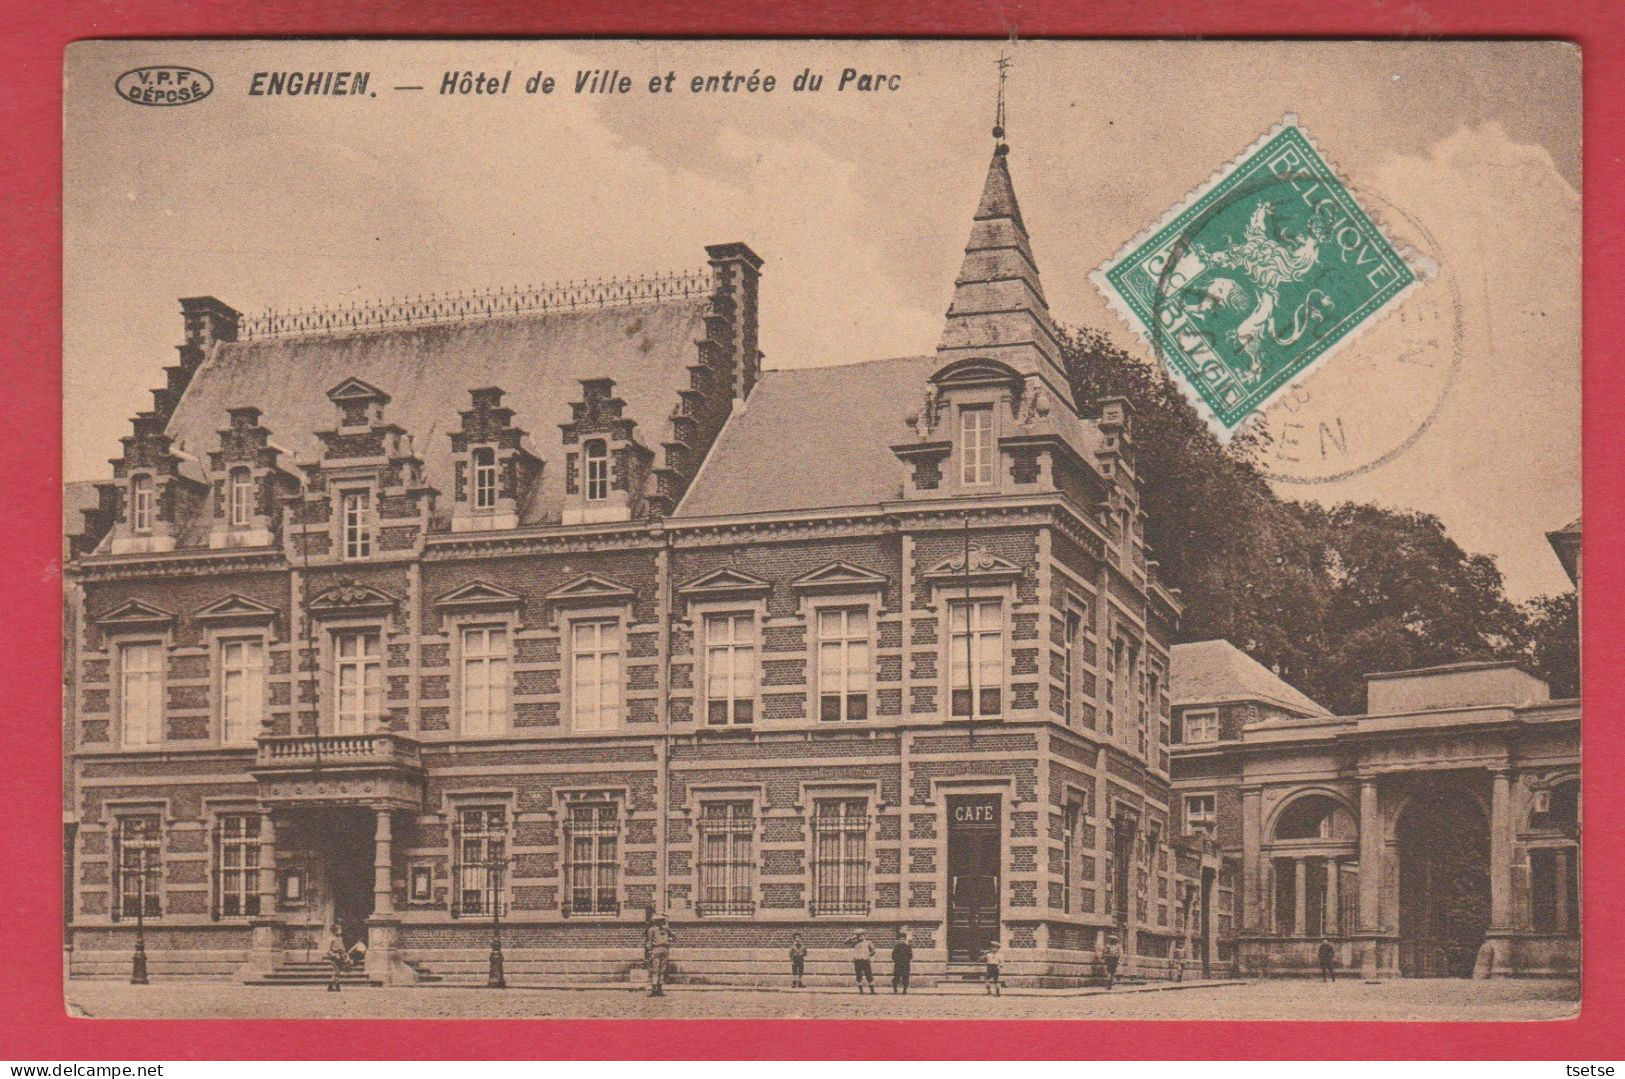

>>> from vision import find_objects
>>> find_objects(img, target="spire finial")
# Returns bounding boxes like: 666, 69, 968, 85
993, 51, 1011, 153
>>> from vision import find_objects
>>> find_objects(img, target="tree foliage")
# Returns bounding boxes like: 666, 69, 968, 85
1060, 326, 1578, 715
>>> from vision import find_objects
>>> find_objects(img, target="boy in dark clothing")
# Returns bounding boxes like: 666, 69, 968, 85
1102, 934, 1121, 990
644, 913, 674, 997
890, 930, 914, 994
1318, 938, 1336, 983
789, 933, 807, 988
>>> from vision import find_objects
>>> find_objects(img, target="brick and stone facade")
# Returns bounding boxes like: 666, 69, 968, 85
64, 133, 1204, 987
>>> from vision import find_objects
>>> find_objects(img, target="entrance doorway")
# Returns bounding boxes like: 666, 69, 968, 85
1397, 786, 1489, 977
296, 807, 375, 951
946, 794, 1000, 963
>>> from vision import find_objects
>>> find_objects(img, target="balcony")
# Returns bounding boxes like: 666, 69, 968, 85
250, 733, 423, 809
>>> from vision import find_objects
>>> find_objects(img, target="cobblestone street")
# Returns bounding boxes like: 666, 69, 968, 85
66, 977, 1581, 1022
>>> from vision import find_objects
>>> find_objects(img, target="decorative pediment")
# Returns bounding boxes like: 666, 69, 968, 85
326, 377, 390, 405
93, 598, 176, 629
790, 561, 889, 595
546, 573, 635, 607
676, 567, 771, 601
929, 357, 1024, 390
434, 580, 525, 612
922, 544, 1023, 583
193, 593, 280, 625
308, 577, 400, 619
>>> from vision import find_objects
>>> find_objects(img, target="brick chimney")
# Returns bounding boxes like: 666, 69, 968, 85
705, 243, 763, 403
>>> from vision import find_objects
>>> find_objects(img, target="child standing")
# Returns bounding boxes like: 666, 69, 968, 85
982, 938, 1003, 996
890, 929, 913, 994
789, 933, 808, 988
846, 929, 877, 994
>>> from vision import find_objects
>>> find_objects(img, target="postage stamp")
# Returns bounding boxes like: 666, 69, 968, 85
1093, 115, 1432, 435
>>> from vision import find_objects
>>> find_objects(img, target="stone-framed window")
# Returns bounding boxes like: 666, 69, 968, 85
959, 404, 994, 486
118, 640, 164, 748
569, 617, 622, 731
218, 636, 266, 745
1062, 607, 1082, 724
227, 467, 254, 528
339, 488, 371, 559
452, 805, 508, 917
696, 800, 756, 916
948, 598, 1004, 718
471, 446, 498, 510
810, 797, 869, 916
1182, 708, 1219, 744
563, 801, 621, 916
212, 812, 261, 918
1184, 793, 1217, 838
459, 624, 511, 737
333, 628, 382, 734
584, 438, 609, 502
704, 611, 757, 726
130, 474, 154, 533
113, 813, 162, 921
815, 606, 870, 722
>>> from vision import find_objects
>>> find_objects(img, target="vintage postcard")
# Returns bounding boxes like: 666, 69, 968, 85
61, 38, 1580, 1022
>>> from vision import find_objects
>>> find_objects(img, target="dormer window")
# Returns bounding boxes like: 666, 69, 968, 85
341, 489, 371, 559
472, 447, 498, 510
131, 475, 154, 533
961, 406, 993, 486
584, 440, 609, 501
228, 468, 254, 527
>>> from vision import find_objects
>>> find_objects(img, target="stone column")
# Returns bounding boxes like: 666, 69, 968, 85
236, 810, 280, 983
1554, 847, 1572, 935
258, 813, 278, 914
373, 808, 394, 916
1241, 789, 1263, 932
1293, 857, 1308, 938
1326, 856, 1340, 936
1358, 779, 1383, 978
1489, 770, 1513, 930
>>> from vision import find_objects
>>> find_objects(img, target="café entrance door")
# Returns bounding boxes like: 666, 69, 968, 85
946, 794, 1001, 963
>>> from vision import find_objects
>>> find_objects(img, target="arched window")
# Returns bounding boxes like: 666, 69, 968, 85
472, 447, 498, 510
1274, 795, 1350, 841
584, 440, 609, 502
131, 475, 154, 533
228, 468, 254, 527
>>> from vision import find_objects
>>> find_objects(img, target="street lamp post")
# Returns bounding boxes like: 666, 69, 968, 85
486, 856, 507, 989
129, 841, 149, 985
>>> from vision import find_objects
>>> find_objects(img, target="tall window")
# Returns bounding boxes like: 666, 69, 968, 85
471, 447, 498, 510
213, 813, 261, 918
219, 638, 265, 745
570, 620, 621, 731
1062, 802, 1079, 913
454, 807, 507, 917
1185, 794, 1217, 838
114, 814, 161, 920
960, 406, 993, 485
949, 599, 1004, 718
341, 489, 371, 559
228, 468, 254, 527
1182, 709, 1218, 744
584, 440, 609, 502
705, 613, 756, 726
564, 802, 620, 915
119, 641, 164, 747
812, 798, 869, 915
130, 475, 154, 533
697, 801, 755, 916
334, 630, 381, 734
461, 626, 510, 736
1062, 609, 1081, 723
817, 608, 870, 722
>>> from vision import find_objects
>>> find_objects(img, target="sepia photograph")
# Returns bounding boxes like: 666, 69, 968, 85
58, 38, 1580, 1023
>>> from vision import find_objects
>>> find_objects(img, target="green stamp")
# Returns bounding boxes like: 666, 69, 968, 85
1093, 116, 1430, 433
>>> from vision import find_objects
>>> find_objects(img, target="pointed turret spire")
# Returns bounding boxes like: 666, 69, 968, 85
936, 59, 1073, 410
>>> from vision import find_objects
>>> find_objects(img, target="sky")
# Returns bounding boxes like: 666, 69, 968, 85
63, 39, 1580, 599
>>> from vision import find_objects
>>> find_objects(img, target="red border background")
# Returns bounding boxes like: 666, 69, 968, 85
1, 0, 1618, 1060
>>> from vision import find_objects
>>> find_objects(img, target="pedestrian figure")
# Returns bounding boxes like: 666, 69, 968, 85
645, 912, 674, 997
348, 932, 368, 974
325, 923, 347, 993
891, 929, 913, 994
1318, 937, 1336, 983
1102, 933, 1121, 990
846, 929, 877, 994
1170, 937, 1186, 982
789, 932, 807, 988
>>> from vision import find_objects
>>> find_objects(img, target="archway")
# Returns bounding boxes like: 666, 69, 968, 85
1396, 786, 1489, 977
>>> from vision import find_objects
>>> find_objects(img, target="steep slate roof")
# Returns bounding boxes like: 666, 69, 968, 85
1171, 639, 1329, 717
675, 355, 935, 518
165, 299, 709, 526
62, 480, 100, 559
